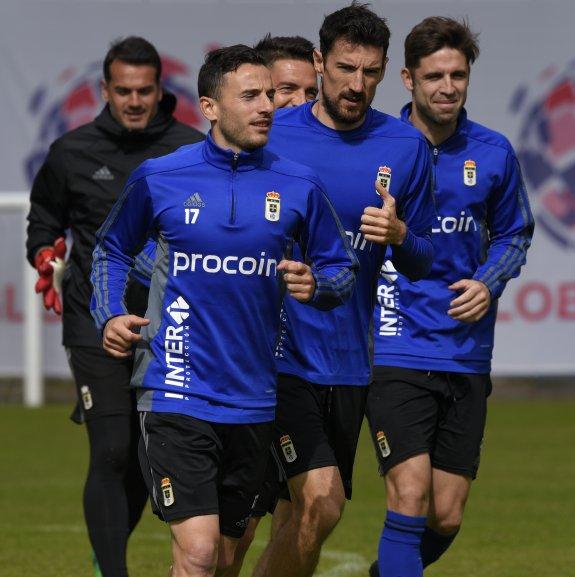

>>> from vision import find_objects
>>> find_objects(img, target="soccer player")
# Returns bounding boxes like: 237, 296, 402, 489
255, 34, 318, 108
251, 4, 435, 577
213, 34, 319, 577
90, 44, 357, 577
367, 17, 534, 577
25, 37, 203, 577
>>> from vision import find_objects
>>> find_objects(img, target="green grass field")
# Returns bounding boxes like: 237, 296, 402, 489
1, 400, 574, 577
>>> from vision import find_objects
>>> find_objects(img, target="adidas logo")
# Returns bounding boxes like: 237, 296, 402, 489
184, 192, 205, 208
166, 296, 190, 325
92, 166, 114, 181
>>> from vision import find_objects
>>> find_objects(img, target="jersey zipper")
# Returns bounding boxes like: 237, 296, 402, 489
432, 146, 439, 197
230, 153, 239, 224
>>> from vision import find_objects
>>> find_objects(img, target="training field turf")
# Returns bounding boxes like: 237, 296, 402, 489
1, 400, 574, 577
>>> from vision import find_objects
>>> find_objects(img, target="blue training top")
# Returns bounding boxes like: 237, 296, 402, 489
373, 104, 534, 373
266, 102, 435, 386
90, 132, 358, 424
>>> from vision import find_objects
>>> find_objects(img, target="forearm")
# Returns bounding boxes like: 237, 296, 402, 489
391, 229, 434, 281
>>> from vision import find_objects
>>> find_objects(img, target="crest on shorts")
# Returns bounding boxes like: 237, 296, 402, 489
376, 431, 391, 458
377, 166, 392, 194
80, 385, 93, 410
464, 160, 477, 186
161, 477, 175, 507
280, 434, 297, 463
265, 191, 281, 222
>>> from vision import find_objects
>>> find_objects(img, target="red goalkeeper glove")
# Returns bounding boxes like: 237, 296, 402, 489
34, 237, 67, 315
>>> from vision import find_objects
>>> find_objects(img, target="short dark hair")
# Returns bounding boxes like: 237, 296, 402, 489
404, 17, 480, 72
319, 2, 390, 58
198, 44, 267, 99
103, 36, 162, 83
254, 34, 314, 66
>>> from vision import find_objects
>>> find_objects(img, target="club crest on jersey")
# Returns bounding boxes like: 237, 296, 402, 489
464, 160, 477, 186
265, 191, 281, 222
80, 385, 93, 410
161, 477, 175, 507
376, 431, 391, 458
377, 166, 392, 194
279, 434, 297, 463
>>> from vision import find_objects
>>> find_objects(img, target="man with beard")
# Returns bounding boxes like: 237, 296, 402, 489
367, 17, 533, 577
90, 44, 357, 577
250, 4, 435, 577
255, 34, 318, 108
26, 37, 203, 577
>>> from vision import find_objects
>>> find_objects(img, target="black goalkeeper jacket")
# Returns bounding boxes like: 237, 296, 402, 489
26, 94, 204, 347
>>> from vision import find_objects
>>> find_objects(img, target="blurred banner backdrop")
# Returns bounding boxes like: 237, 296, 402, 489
0, 0, 573, 376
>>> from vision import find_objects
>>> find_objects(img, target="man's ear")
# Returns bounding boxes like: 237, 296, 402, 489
313, 48, 324, 77
101, 79, 110, 103
199, 96, 218, 122
401, 67, 414, 92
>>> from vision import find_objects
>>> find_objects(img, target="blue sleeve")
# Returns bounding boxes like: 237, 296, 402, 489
474, 152, 534, 299
300, 185, 359, 311
391, 138, 434, 280
90, 177, 155, 329
130, 239, 156, 287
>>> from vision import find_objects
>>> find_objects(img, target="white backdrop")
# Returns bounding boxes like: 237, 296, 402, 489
0, 0, 574, 376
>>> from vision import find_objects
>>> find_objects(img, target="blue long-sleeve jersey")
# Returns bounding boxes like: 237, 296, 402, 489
91, 133, 358, 424
267, 102, 435, 386
374, 105, 534, 373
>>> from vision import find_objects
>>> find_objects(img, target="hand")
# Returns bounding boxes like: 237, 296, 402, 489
448, 279, 491, 323
103, 314, 150, 358
34, 237, 67, 314
278, 259, 315, 303
360, 180, 407, 245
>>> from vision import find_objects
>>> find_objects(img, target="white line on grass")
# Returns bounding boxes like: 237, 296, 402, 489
33, 525, 368, 576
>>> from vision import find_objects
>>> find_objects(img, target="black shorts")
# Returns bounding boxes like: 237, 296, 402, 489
251, 447, 284, 517
139, 411, 273, 538
272, 374, 367, 500
366, 366, 492, 479
67, 345, 136, 423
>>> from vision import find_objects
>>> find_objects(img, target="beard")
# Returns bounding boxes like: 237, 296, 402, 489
322, 86, 369, 126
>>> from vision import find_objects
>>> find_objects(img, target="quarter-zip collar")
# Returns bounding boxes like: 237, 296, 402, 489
400, 102, 469, 146
202, 131, 264, 172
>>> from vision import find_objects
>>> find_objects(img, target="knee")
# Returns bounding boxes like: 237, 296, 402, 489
90, 440, 131, 476
174, 539, 218, 576
387, 481, 429, 515
429, 512, 463, 536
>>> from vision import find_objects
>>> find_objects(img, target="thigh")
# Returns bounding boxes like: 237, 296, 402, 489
139, 411, 220, 523
218, 421, 274, 538
326, 385, 368, 499
273, 374, 337, 480
67, 346, 134, 422
366, 366, 439, 475
432, 373, 491, 479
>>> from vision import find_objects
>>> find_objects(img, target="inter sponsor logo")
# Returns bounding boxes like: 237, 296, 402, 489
172, 252, 278, 277
432, 211, 477, 234
378, 260, 401, 337
164, 297, 190, 389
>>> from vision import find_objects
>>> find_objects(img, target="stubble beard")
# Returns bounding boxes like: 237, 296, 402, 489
322, 86, 369, 127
